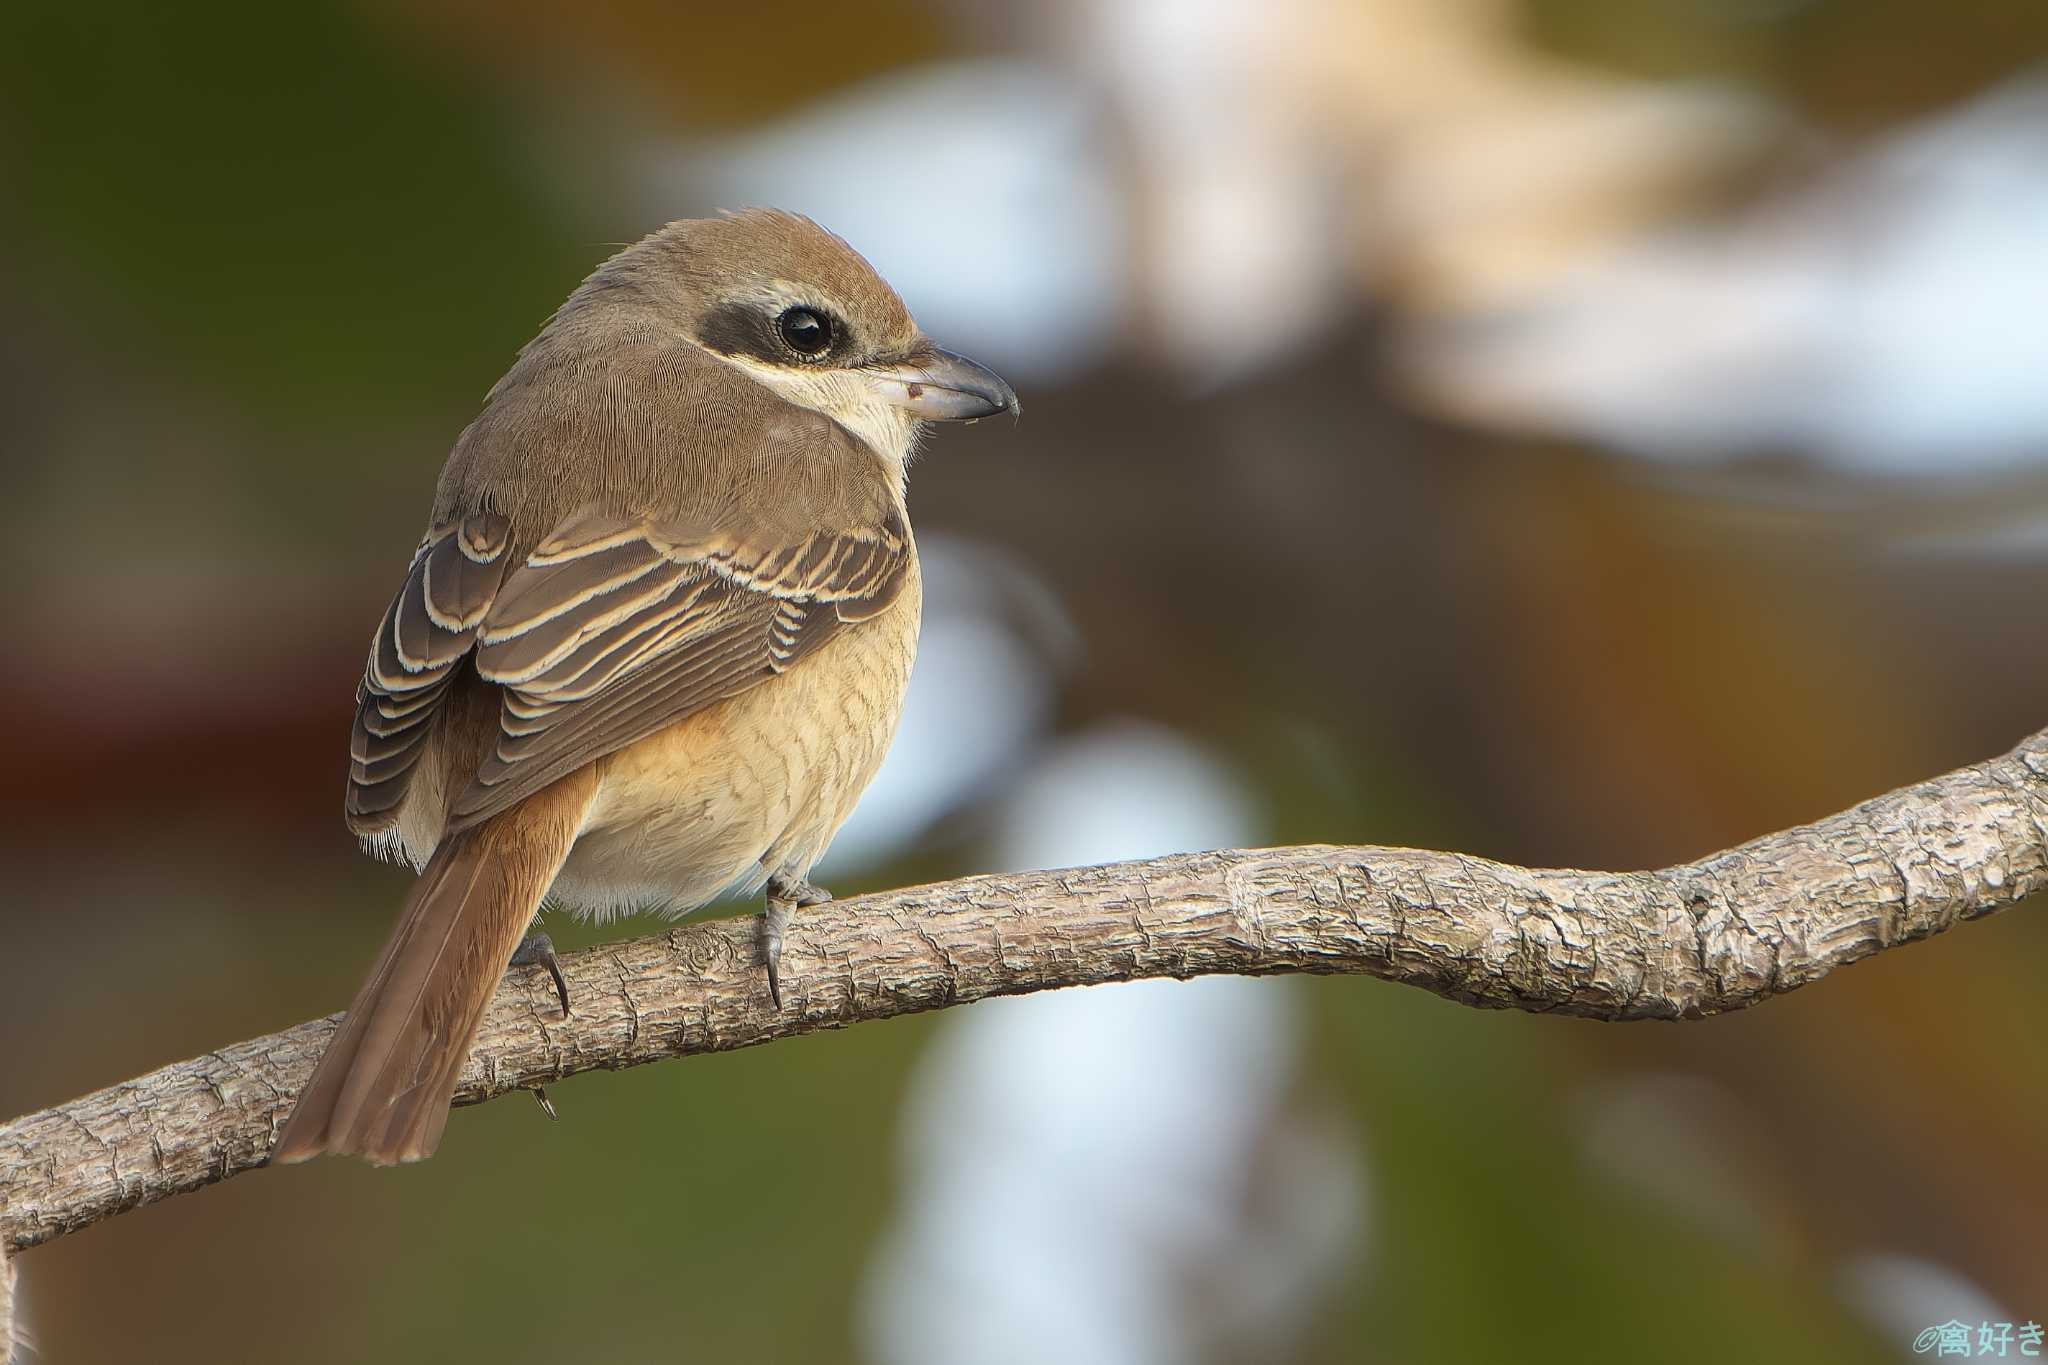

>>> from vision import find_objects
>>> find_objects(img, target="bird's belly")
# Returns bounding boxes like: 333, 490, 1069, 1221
547, 579, 919, 921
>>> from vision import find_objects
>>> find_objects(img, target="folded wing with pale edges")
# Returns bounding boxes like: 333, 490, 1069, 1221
346, 513, 513, 831
344, 504, 910, 837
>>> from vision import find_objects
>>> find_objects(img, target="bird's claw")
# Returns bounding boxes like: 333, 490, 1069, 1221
510, 930, 572, 1018
761, 875, 831, 1010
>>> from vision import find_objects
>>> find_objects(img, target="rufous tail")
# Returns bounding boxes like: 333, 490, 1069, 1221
273, 769, 596, 1165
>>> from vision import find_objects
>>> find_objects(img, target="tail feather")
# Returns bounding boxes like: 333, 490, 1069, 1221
275, 769, 597, 1165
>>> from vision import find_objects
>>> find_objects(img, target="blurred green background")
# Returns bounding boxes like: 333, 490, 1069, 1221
4, 1, 2047, 1361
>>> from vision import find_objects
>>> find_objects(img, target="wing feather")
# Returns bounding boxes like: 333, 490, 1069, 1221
342, 441, 911, 841
346, 513, 513, 832
446, 507, 909, 829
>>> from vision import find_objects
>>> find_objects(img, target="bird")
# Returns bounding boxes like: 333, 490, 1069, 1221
273, 209, 1017, 1166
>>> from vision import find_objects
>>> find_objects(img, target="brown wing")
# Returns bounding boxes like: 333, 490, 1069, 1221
345, 513, 514, 832
444, 504, 910, 830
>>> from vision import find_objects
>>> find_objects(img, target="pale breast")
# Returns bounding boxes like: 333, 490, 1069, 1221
548, 555, 922, 920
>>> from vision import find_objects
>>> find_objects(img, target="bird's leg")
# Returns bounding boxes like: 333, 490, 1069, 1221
509, 923, 572, 1018
761, 873, 831, 1009
507, 919, 570, 1122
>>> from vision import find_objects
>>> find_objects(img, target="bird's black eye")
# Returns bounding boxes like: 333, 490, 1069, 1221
777, 307, 833, 358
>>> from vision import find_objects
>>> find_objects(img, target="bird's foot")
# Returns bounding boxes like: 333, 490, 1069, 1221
761, 874, 831, 1009
509, 929, 572, 1017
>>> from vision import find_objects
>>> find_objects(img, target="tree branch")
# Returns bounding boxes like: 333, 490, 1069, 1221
6, 728, 2047, 1257
1, 1247, 15, 1365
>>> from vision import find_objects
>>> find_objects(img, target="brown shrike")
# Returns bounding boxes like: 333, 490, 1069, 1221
274, 211, 1016, 1165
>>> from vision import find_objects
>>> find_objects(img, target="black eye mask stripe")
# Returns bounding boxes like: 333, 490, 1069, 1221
697, 301, 850, 366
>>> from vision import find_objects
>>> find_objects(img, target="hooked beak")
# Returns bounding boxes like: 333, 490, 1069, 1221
863, 344, 1019, 421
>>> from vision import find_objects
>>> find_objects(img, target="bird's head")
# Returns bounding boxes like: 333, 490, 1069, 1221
616, 209, 1017, 464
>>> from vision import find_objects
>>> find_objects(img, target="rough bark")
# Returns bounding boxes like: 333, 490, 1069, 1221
4, 727, 2046, 1260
